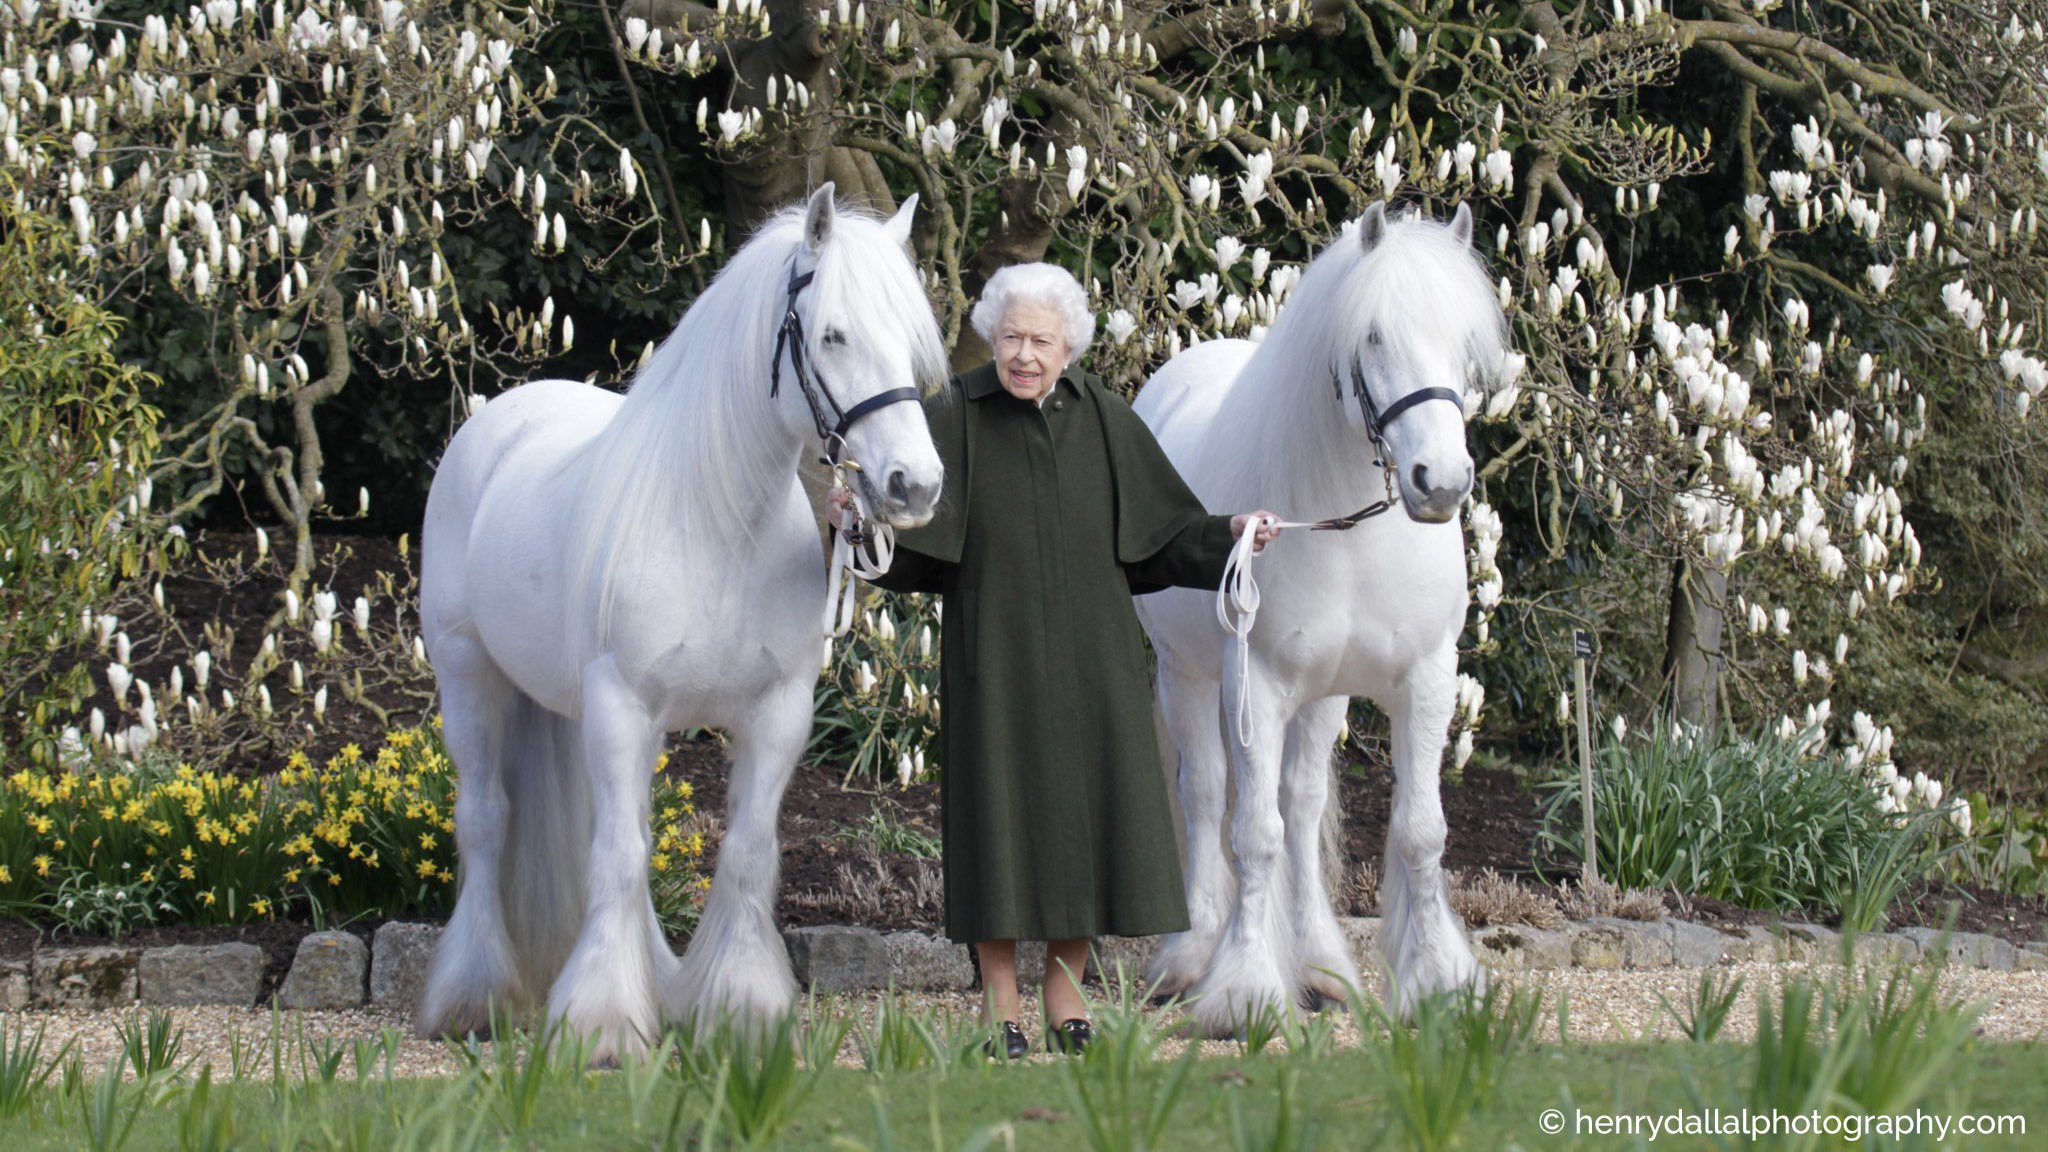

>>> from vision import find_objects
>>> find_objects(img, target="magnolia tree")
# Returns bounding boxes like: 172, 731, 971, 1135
618, 0, 2045, 793
0, 0, 690, 582
0, 0, 719, 764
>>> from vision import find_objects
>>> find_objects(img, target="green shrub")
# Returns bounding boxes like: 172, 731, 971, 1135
1537, 726, 1953, 920
810, 592, 941, 788
0, 192, 166, 766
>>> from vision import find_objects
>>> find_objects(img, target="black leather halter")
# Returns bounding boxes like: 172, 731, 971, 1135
770, 264, 921, 467
1315, 356, 1465, 528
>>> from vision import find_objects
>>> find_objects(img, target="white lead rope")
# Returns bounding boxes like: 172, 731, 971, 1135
1216, 514, 1327, 747
823, 474, 895, 668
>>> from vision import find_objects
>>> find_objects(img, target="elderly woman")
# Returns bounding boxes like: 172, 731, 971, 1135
831, 263, 1277, 1057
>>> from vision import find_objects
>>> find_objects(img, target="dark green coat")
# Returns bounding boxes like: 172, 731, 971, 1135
872, 362, 1235, 943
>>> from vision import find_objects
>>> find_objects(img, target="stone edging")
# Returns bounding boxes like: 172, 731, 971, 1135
4, 918, 2043, 1013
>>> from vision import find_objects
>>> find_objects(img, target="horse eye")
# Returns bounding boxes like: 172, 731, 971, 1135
822, 329, 847, 346
1366, 330, 1383, 347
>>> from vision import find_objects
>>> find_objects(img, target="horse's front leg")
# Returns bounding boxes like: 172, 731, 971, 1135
416, 634, 525, 1039
663, 674, 806, 1036
1280, 696, 1361, 1006
548, 656, 665, 1063
1379, 646, 1482, 1016
1187, 645, 1298, 1038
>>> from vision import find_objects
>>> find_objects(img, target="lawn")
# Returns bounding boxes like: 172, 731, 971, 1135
5, 1041, 2044, 1150
5, 972, 2043, 1151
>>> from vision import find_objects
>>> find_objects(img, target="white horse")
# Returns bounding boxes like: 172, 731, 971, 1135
1133, 202, 1506, 1034
416, 186, 946, 1060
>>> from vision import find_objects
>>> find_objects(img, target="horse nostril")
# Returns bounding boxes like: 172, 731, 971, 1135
1410, 463, 1430, 494
886, 469, 911, 506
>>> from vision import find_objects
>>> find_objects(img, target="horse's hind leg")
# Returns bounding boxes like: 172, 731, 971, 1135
664, 676, 805, 1034
1145, 663, 1233, 999
548, 656, 665, 1063
1379, 647, 1482, 1015
418, 634, 527, 1039
1280, 697, 1361, 1006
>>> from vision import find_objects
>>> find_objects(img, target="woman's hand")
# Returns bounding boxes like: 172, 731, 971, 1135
1231, 511, 1283, 554
827, 485, 855, 531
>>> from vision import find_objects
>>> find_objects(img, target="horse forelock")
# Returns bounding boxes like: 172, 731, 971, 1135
1324, 213, 1506, 385
793, 206, 951, 397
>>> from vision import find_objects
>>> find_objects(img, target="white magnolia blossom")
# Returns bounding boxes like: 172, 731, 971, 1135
1238, 149, 1273, 209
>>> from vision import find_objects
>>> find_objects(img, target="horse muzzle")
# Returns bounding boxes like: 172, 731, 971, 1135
868, 466, 941, 528
1399, 459, 1471, 524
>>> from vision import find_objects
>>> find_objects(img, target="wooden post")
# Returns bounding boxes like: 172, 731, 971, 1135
1574, 628, 1598, 886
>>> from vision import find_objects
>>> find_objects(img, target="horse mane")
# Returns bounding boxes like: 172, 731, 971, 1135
1206, 210, 1506, 517
562, 202, 947, 659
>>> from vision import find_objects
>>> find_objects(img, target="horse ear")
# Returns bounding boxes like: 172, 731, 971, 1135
1448, 202, 1474, 248
802, 182, 838, 253
885, 193, 919, 250
1359, 201, 1388, 252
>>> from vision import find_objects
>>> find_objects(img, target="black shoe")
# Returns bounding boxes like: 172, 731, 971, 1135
984, 1020, 1029, 1060
1048, 1018, 1091, 1056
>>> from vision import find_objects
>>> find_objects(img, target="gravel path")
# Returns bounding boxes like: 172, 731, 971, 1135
9, 962, 2045, 1081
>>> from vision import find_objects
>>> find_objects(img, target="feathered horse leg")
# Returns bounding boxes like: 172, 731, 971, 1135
664, 675, 806, 1036
416, 634, 526, 1039
1378, 646, 1482, 1016
548, 655, 665, 1064
1280, 696, 1360, 1006
1187, 646, 1298, 1038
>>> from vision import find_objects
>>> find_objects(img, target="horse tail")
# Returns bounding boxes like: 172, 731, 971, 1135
499, 691, 591, 1001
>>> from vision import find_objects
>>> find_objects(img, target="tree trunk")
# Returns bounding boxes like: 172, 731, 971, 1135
1662, 558, 1727, 729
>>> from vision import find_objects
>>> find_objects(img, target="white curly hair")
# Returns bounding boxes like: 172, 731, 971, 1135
969, 262, 1096, 361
